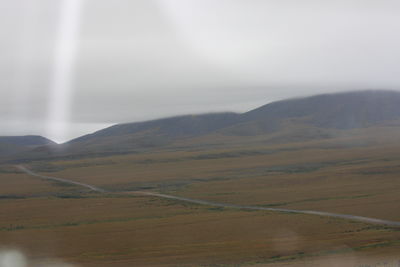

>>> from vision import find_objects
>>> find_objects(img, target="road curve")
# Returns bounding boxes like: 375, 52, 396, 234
17, 165, 400, 227
16, 165, 106, 193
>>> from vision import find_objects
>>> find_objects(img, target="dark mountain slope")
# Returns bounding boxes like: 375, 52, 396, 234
0, 135, 55, 146
61, 113, 240, 154
242, 90, 400, 130
69, 112, 240, 144
64, 90, 400, 154
8, 90, 400, 160
0, 135, 56, 158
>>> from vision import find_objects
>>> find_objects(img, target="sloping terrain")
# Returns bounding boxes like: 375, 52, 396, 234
0, 136, 55, 147
3, 90, 400, 161
64, 112, 240, 154
0, 135, 56, 159
242, 90, 400, 130
62, 90, 400, 155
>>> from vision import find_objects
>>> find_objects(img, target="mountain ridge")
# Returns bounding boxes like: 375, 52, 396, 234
60, 90, 400, 153
0, 135, 56, 159
3, 90, 400, 161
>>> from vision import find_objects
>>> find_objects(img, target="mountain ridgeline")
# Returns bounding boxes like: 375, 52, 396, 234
0, 136, 56, 159
62, 90, 400, 153
243, 90, 400, 129
3, 90, 400, 160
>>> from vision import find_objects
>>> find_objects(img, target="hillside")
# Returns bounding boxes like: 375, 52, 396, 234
72, 113, 240, 142
4, 90, 400, 161
0, 135, 55, 146
242, 90, 400, 129
61, 90, 400, 153
0, 135, 55, 158
62, 113, 240, 154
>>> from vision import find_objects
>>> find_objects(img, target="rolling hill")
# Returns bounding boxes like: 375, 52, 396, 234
4, 90, 400, 161
63, 90, 400, 152
0, 135, 55, 147
0, 136, 55, 159
242, 90, 400, 129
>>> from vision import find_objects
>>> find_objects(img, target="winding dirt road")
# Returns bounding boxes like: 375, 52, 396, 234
16, 165, 400, 227
17, 165, 106, 193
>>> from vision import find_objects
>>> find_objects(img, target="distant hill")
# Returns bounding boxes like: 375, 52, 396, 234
59, 90, 400, 154
0, 135, 55, 146
0, 135, 56, 159
243, 90, 400, 129
5, 90, 400, 161
63, 113, 240, 154
215, 90, 400, 136
70, 113, 240, 143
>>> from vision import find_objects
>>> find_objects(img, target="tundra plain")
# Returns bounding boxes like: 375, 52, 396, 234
1, 135, 400, 267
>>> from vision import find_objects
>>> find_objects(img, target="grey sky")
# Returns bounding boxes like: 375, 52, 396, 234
1, 0, 400, 142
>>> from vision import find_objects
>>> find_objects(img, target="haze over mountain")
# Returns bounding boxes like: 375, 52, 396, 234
0, 136, 55, 147
61, 90, 400, 153
3, 90, 400, 161
0, 135, 55, 158
4, 1, 400, 144
243, 90, 400, 129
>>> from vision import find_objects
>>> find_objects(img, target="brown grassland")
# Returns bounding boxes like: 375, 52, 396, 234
1, 136, 400, 266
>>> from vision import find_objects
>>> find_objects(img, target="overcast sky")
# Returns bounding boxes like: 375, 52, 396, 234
2, 0, 400, 143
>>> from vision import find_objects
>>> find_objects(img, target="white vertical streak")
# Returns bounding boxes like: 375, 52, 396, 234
47, 0, 82, 143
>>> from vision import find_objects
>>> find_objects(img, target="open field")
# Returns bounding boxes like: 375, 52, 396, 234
1, 138, 400, 266
1, 195, 400, 266
0, 172, 81, 197
35, 142, 400, 221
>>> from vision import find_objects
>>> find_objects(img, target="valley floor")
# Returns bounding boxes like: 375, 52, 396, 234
1, 139, 400, 266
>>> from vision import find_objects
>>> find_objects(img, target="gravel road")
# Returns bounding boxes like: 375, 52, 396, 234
17, 165, 400, 227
